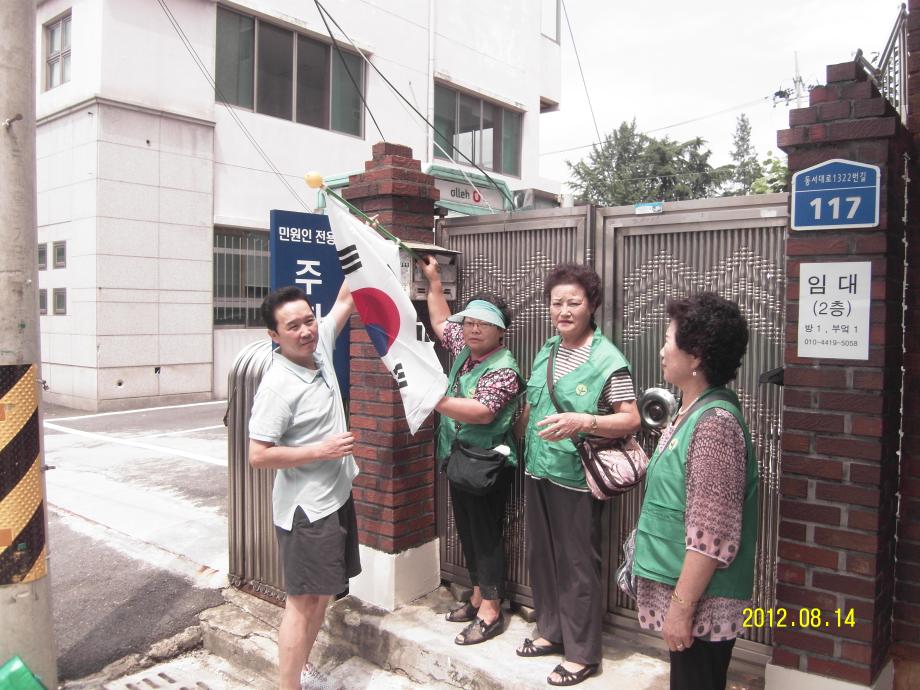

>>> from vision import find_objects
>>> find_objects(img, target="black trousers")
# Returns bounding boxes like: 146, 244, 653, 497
669, 638, 736, 690
449, 466, 513, 600
526, 476, 603, 665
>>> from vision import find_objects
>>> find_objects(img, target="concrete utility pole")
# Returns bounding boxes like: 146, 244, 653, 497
0, 2, 58, 687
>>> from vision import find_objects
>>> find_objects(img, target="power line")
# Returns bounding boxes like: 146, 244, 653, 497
540, 96, 772, 157
313, 0, 385, 142
313, 1, 516, 210
154, 0, 310, 211
561, 0, 601, 144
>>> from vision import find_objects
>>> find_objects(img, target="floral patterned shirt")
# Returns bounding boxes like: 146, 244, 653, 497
636, 408, 750, 641
441, 322, 521, 413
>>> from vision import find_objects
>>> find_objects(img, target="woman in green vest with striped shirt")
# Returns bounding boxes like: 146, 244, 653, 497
634, 293, 756, 690
419, 256, 523, 646
515, 263, 640, 686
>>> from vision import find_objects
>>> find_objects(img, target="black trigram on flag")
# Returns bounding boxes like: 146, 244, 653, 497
338, 245, 361, 275
392, 362, 408, 389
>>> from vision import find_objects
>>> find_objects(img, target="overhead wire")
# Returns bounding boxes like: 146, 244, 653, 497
154, 0, 310, 211
541, 96, 773, 157
560, 0, 601, 144
313, 0, 385, 142
313, 0, 516, 210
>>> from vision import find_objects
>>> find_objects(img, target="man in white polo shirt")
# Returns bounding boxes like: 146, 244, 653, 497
248, 283, 358, 690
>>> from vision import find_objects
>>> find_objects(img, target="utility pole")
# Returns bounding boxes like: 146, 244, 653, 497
0, 2, 58, 688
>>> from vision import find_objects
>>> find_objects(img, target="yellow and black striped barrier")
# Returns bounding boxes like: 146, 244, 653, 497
0, 364, 45, 585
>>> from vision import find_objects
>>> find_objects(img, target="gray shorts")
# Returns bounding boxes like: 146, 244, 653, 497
275, 496, 361, 596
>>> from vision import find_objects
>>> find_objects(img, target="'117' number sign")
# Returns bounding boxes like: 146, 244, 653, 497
791, 159, 879, 231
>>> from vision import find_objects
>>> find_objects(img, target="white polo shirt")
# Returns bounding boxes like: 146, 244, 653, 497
248, 317, 359, 529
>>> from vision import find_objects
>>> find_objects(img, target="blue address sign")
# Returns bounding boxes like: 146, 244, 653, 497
791, 159, 880, 231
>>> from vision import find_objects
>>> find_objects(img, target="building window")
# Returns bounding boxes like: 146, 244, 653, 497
213, 229, 270, 328
52, 288, 66, 315
434, 84, 522, 177
53, 241, 66, 268
38, 244, 47, 270
541, 0, 560, 42
39, 290, 48, 315
215, 7, 364, 136
45, 12, 72, 90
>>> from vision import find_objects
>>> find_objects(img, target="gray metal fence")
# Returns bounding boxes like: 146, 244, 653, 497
435, 206, 594, 602
597, 195, 787, 661
437, 195, 787, 666
226, 338, 286, 601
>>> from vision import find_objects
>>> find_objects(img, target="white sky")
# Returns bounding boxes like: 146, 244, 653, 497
540, 0, 902, 190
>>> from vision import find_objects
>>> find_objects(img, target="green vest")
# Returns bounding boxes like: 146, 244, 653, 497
524, 329, 630, 489
436, 347, 522, 466
633, 388, 759, 599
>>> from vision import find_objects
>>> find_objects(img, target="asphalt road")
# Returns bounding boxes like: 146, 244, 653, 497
42, 400, 232, 681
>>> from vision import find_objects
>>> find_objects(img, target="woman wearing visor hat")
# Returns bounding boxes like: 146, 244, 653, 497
419, 256, 523, 646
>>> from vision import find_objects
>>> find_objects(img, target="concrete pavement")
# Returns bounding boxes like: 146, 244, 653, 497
43, 401, 230, 681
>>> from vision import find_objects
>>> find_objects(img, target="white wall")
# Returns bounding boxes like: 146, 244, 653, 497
35, 0, 561, 407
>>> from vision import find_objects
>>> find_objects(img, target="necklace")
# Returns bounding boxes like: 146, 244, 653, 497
676, 394, 701, 416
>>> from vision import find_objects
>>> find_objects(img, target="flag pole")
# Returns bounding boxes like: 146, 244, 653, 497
305, 173, 422, 260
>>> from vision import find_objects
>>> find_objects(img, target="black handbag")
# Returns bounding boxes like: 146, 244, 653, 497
445, 442, 507, 495
545, 347, 648, 500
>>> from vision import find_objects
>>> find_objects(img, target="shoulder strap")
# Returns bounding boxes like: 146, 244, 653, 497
671, 387, 738, 435
545, 344, 566, 414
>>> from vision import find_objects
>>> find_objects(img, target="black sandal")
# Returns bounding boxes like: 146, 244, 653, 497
516, 638, 565, 657
547, 663, 598, 686
445, 600, 478, 623
454, 613, 504, 645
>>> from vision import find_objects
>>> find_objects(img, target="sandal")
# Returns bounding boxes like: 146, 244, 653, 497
516, 637, 565, 657
547, 663, 598, 687
454, 613, 504, 645
445, 600, 478, 623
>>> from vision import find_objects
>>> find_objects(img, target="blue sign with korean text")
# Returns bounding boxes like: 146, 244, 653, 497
269, 210, 348, 397
791, 159, 880, 231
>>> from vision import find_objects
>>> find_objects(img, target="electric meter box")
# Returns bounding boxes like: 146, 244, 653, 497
398, 242, 461, 301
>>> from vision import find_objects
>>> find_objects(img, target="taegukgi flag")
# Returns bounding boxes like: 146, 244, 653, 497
327, 199, 447, 434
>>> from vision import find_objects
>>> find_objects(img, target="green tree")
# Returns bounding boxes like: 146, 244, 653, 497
567, 120, 731, 206
728, 113, 762, 195
751, 151, 789, 194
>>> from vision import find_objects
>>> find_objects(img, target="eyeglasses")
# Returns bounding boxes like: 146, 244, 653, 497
462, 319, 497, 330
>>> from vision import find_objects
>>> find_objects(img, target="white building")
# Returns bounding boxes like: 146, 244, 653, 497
34, 0, 562, 411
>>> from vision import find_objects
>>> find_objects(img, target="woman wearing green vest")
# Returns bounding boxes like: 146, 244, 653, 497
419, 256, 523, 646
515, 263, 640, 687
634, 293, 756, 690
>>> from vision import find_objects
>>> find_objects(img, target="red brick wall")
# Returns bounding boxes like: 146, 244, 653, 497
777, 61, 911, 685
343, 143, 441, 553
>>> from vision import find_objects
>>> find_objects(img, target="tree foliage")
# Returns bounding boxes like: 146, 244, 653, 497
567, 120, 732, 206
751, 151, 789, 194
728, 113, 763, 195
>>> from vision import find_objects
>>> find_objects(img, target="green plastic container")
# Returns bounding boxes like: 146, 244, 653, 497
0, 657, 47, 690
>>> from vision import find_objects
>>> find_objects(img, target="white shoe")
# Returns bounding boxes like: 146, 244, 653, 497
300, 662, 343, 690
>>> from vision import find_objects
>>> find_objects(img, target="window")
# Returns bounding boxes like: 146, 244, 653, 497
53, 241, 66, 268
434, 85, 522, 177
215, 7, 364, 136
213, 229, 270, 327
39, 290, 47, 316
541, 0, 560, 41
38, 244, 47, 270
52, 288, 66, 315
45, 13, 72, 90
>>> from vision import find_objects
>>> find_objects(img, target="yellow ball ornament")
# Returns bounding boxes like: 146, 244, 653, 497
304, 171, 325, 189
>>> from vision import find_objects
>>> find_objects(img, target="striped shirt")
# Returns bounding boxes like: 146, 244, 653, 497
552, 342, 635, 410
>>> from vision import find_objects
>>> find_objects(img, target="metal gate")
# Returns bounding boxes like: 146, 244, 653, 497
435, 206, 594, 602
437, 194, 787, 663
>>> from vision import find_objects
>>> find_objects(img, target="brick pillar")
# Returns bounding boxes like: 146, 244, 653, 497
770, 62, 912, 689
342, 142, 441, 610
896, 3, 920, 687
